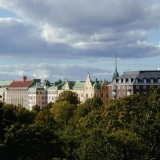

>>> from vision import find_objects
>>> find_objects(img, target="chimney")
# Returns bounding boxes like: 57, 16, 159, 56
23, 76, 27, 82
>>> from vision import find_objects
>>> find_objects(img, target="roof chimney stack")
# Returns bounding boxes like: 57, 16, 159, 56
23, 76, 27, 82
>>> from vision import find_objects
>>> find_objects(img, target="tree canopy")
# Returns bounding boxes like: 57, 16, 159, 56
1, 88, 160, 159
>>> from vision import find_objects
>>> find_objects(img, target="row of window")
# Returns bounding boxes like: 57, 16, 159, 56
112, 85, 131, 90
29, 101, 47, 105
135, 78, 160, 83
112, 91, 131, 96
135, 85, 146, 89
114, 78, 160, 84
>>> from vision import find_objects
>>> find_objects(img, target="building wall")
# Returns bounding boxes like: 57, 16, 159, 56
28, 89, 47, 110
47, 90, 58, 103
7, 88, 29, 109
100, 82, 109, 105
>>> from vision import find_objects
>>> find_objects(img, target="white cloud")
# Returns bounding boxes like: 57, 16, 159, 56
0, 63, 112, 81
0, 0, 160, 81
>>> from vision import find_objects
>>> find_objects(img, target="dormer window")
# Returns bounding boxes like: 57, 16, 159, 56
135, 78, 138, 83
143, 78, 147, 83
150, 78, 154, 83
123, 79, 126, 83
119, 79, 121, 83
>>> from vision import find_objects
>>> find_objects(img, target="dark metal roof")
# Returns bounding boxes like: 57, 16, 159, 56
118, 70, 160, 79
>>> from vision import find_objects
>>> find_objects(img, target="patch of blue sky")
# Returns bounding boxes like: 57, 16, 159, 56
118, 56, 160, 75
147, 28, 160, 45
0, 7, 19, 18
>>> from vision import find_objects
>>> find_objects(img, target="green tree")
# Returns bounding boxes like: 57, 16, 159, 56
61, 97, 105, 159
32, 104, 40, 113
3, 123, 65, 160
104, 88, 160, 159
56, 90, 79, 105
14, 106, 37, 124
50, 101, 76, 125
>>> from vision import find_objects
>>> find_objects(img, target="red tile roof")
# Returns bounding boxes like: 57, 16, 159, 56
8, 80, 34, 88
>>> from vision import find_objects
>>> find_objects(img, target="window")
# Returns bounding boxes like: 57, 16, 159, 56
127, 85, 131, 89
101, 93, 103, 97
123, 79, 126, 83
112, 86, 116, 90
118, 86, 120, 89
127, 92, 131, 96
143, 79, 147, 83
158, 79, 160, 83
122, 86, 125, 89
135, 78, 138, 83
136, 85, 139, 89
150, 79, 154, 83
119, 79, 121, 83
143, 85, 146, 89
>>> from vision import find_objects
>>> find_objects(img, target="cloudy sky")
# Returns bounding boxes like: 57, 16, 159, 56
0, 0, 160, 82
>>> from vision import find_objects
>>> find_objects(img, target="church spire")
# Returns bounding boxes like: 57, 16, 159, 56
112, 52, 119, 79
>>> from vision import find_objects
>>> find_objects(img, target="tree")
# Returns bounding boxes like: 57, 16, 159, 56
32, 104, 40, 113
56, 90, 79, 105
61, 97, 105, 159
103, 88, 160, 159
3, 123, 65, 160
14, 106, 37, 124
50, 101, 76, 125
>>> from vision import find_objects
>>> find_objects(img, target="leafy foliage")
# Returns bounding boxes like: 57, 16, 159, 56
1, 87, 160, 159
56, 90, 79, 105
3, 123, 64, 160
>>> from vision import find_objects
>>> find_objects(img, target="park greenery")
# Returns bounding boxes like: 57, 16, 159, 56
1, 87, 160, 159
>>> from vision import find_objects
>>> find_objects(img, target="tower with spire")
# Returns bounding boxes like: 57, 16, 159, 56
112, 52, 119, 79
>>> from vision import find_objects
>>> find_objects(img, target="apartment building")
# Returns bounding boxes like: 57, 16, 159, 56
0, 80, 13, 102
28, 82, 47, 110
47, 73, 109, 105
7, 76, 41, 109
108, 70, 160, 100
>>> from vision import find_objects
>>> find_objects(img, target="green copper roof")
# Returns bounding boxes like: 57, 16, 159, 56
113, 69, 119, 79
93, 79, 100, 90
48, 81, 65, 90
29, 83, 44, 90
72, 81, 85, 89
44, 80, 50, 87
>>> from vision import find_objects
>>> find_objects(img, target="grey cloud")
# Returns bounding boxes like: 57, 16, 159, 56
0, 0, 160, 60
3, 0, 160, 29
